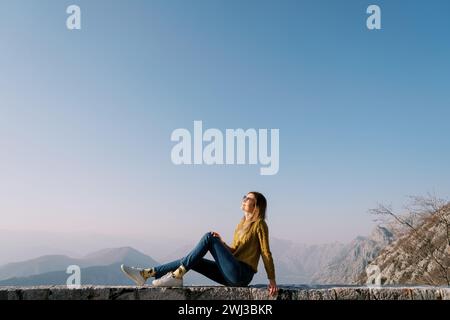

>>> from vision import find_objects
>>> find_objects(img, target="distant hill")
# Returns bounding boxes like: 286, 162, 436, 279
0, 255, 80, 281
259, 238, 347, 285
311, 226, 395, 284
0, 247, 159, 284
0, 262, 143, 286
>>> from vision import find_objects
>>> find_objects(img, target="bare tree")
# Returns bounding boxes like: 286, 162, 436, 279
369, 193, 450, 286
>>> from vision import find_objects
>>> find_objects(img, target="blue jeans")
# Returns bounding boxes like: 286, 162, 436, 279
153, 232, 255, 286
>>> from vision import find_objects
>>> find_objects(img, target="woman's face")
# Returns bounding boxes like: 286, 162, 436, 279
241, 193, 257, 213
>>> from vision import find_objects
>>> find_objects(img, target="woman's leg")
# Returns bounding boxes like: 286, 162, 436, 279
153, 257, 227, 284
152, 259, 183, 279
150, 235, 234, 280
180, 232, 253, 286
190, 258, 228, 286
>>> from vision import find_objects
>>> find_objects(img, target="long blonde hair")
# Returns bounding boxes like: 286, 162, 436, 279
236, 192, 267, 241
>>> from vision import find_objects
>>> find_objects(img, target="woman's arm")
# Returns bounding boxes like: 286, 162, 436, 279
256, 221, 278, 296
256, 221, 276, 280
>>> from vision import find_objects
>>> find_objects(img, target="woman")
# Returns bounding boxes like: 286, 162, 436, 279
121, 191, 278, 296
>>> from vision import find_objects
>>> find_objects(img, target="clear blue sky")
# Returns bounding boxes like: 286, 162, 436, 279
1, 0, 449, 249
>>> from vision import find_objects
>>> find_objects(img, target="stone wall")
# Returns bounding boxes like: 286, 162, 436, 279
1, 285, 449, 300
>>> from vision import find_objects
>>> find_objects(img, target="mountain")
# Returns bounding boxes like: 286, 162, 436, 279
0, 263, 143, 286
311, 226, 395, 284
81, 247, 157, 267
358, 204, 450, 285
0, 247, 158, 283
259, 238, 347, 285
0, 225, 401, 286
0, 255, 81, 281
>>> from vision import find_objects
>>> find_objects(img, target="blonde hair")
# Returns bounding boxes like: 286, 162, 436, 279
236, 192, 267, 241
236, 211, 260, 241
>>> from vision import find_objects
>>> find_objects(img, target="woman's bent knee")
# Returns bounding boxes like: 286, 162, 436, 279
202, 232, 214, 242
204, 232, 221, 240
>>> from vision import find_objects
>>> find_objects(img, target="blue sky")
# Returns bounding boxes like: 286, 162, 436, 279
1, 0, 449, 252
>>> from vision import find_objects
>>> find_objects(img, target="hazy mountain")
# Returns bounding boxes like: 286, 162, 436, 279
0, 225, 400, 286
311, 226, 395, 284
81, 247, 157, 267
0, 263, 143, 286
0, 229, 182, 266
0, 255, 81, 281
358, 204, 450, 286
258, 238, 347, 284
0, 247, 158, 282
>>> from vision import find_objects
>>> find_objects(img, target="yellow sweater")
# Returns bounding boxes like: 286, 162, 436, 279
228, 219, 276, 280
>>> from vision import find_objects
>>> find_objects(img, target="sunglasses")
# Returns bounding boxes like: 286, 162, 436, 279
242, 195, 256, 203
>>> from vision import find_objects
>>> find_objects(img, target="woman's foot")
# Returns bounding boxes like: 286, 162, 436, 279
120, 264, 147, 286
152, 272, 183, 287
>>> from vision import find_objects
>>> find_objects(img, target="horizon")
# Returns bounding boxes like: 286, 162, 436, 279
0, 226, 366, 266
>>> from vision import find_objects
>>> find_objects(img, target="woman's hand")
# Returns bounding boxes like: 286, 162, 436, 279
268, 279, 278, 297
211, 231, 222, 242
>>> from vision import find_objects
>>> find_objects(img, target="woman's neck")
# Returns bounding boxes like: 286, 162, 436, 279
244, 211, 254, 221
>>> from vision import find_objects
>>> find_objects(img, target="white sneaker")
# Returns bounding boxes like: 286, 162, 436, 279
152, 272, 183, 287
120, 264, 146, 286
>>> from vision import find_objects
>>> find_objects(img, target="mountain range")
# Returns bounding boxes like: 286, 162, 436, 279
0, 247, 158, 286
0, 226, 392, 286
2, 202, 447, 286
